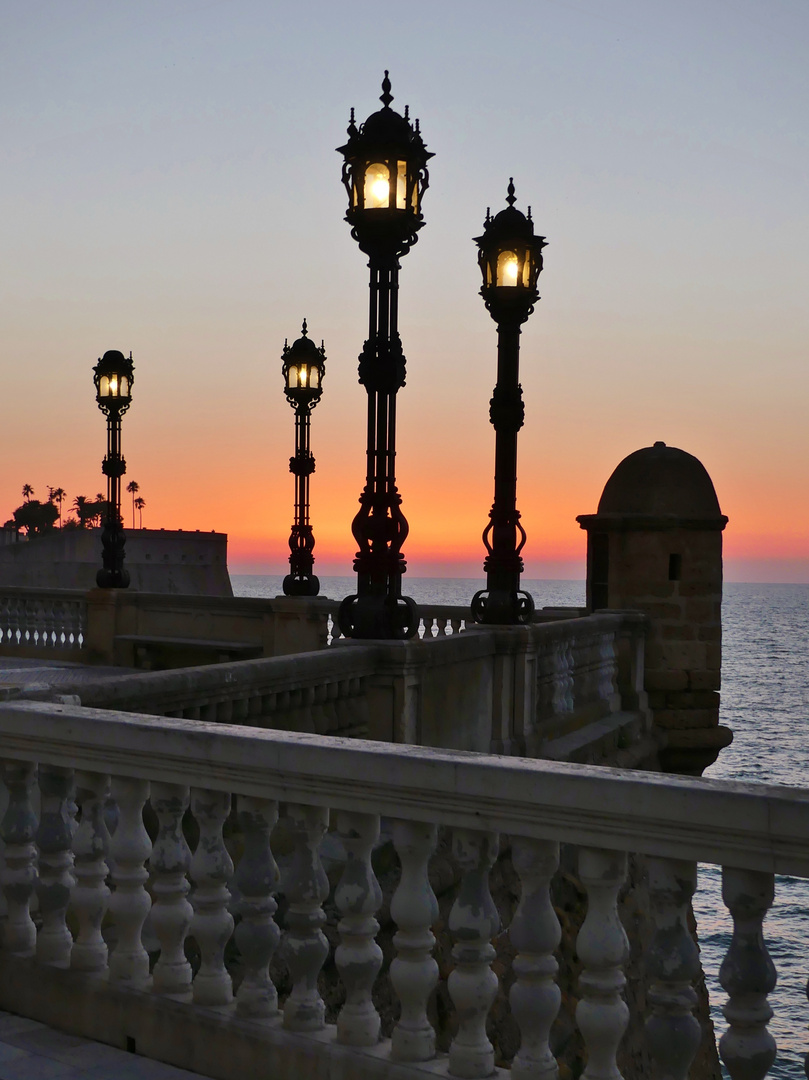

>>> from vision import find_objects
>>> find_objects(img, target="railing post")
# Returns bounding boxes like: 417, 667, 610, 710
510, 836, 561, 1079
108, 776, 152, 989
390, 819, 439, 1062
719, 866, 776, 1079
190, 788, 234, 1006
234, 795, 281, 1018
0, 759, 38, 957
70, 770, 111, 975
448, 828, 500, 1079
645, 857, 700, 1080
577, 847, 629, 1080
35, 764, 75, 968
150, 782, 193, 1000
282, 802, 329, 1031
335, 810, 383, 1046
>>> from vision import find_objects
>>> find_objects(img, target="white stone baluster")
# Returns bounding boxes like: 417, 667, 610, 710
282, 803, 329, 1031
335, 810, 383, 1046
108, 776, 152, 989
150, 782, 193, 999
35, 765, 75, 968
0, 760, 38, 956
234, 795, 280, 1018
448, 828, 500, 1079
190, 788, 234, 1006
510, 837, 561, 1080
719, 866, 776, 1079
70, 771, 111, 974
576, 847, 629, 1080
645, 857, 700, 1079
390, 819, 439, 1062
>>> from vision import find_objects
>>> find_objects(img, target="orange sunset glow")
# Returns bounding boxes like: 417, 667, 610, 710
1, 2, 807, 586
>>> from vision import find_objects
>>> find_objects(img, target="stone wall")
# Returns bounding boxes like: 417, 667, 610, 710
0, 527, 232, 596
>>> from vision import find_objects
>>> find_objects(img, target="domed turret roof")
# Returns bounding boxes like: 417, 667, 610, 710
597, 442, 723, 519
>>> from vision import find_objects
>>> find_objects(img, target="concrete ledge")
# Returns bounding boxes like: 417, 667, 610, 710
0, 955, 508, 1080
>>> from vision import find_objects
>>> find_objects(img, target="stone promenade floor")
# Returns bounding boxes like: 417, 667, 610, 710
0, 657, 136, 692
0, 1013, 213, 1080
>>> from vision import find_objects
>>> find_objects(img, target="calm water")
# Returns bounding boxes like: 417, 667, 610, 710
232, 575, 809, 1075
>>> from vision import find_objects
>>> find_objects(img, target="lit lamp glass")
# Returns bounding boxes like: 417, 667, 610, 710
94, 350, 134, 415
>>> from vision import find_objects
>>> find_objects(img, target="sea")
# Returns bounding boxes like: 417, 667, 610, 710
233, 575, 809, 1077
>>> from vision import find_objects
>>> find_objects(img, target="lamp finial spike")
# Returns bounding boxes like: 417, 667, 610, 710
301, 318, 308, 337
380, 70, 393, 107
527, 205, 532, 221
485, 207, 491, 225
506, 178, 516, 207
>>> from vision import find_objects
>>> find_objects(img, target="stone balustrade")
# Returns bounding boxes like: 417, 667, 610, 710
325, 602, 472, 645
0, 586, 87, 658
1, 699, 804, 1080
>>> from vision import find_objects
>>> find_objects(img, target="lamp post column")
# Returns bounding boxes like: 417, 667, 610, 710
282, 322, 325, 597
93, 349, 134, 590
336, 73, 432, 640
471, 181, 546, 625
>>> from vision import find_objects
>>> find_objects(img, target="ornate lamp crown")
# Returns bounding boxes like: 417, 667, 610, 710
93, 350, 134, 416
337, 71, 434, 256
282, 320, 326, 409
474, 179, 547, 321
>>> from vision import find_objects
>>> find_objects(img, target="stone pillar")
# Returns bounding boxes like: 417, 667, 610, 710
578, 441, 731, 776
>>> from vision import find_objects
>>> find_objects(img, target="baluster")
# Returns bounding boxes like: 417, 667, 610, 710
645, 857, 700, 1079
190, 788, 234, 1006
390, 819, 439, 1061
576, 847, 629, 1080
150, 782, 193, 1000
335, 810, 383, 1046
447, 829, 500, 1078
282, 803, 329, 1031
70, 771, 111, 974
719, 867, 776, 1079
234, 795, 280, 1018
108, 776, 152, 989
435, 617, 448, 638
35, 765, 75, 968
0, 760, 38, 956
510, 837, 561, 1080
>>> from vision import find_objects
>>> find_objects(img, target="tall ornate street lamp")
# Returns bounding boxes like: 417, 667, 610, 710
281, 320, 326, 596
471, 180, 546, 625
93, 349, 134, 589
336, 72, 433, 640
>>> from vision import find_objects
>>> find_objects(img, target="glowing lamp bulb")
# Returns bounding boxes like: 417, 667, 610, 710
109, 377, 118, 394
503, 258, 519, 284
371, 178, 389, 204
299, 366, 308, 387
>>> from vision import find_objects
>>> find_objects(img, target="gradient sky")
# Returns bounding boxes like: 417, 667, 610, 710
1, 1, 807, 581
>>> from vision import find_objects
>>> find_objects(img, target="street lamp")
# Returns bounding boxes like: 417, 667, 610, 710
281, 320, 326, 597
93, 349, 134, 589
471, 180, 546, 624
336, 71, 433, 639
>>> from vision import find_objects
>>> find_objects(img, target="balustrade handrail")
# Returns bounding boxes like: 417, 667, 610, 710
1, 699, 805, 876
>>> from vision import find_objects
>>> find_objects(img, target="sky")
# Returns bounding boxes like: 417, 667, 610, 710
1, 0, 807, 582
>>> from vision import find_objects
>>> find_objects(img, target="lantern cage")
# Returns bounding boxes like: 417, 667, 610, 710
475, 179, 546, 321
282, 321, 325, 410
93, 350, 134, 417
337, 71, 433, 256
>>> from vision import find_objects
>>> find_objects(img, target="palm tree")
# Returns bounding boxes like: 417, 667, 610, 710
22, 484, 34, 502
134, 496, 145, 530
72, 495, 90, 529
126, 481, 140, 529
48, 487, 67, 528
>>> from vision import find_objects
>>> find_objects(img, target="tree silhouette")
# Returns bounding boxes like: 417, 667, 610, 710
134, 496, 145, 529
21, 484, 34, 502
72, 495, 94, 529
13, 499, 58, 537
126, 480, 140, 529
48, 487, 67, 528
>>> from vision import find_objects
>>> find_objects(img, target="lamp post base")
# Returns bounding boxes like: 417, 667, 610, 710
337, 591, 419, 640
96, 567, 131, 589
471, 588, 534, 626
283, 574, 320, 597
